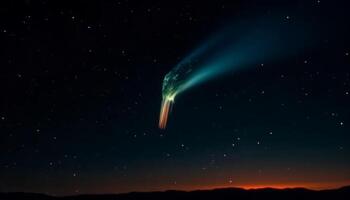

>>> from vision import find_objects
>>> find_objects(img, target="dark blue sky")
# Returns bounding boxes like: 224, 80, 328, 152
0, 0, 349, 195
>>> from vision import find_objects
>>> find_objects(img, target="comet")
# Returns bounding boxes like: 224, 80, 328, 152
159, 17, 312, 129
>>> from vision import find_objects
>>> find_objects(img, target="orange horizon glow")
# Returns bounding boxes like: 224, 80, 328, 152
174, 180, 350, 192
90, 180, 350, 195
140, 182, 350, 194
38, 179, 350, 196
88, 166, 350, 195
196, 182, 350, 191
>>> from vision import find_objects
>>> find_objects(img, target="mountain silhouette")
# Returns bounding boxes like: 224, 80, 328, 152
1, 186, 349, 200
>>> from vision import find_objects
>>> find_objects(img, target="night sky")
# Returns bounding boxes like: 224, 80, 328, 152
1, 0, 350, 195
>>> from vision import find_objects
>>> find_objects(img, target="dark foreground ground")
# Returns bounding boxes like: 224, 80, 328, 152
1, 186, 350, 200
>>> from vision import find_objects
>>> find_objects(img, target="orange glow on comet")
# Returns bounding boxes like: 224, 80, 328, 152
159, 99, 172, 129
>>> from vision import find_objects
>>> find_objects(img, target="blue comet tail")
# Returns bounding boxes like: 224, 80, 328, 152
159, 16, 313, 129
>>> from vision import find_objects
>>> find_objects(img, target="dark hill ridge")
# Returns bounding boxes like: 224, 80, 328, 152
1, 186, 349, 200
